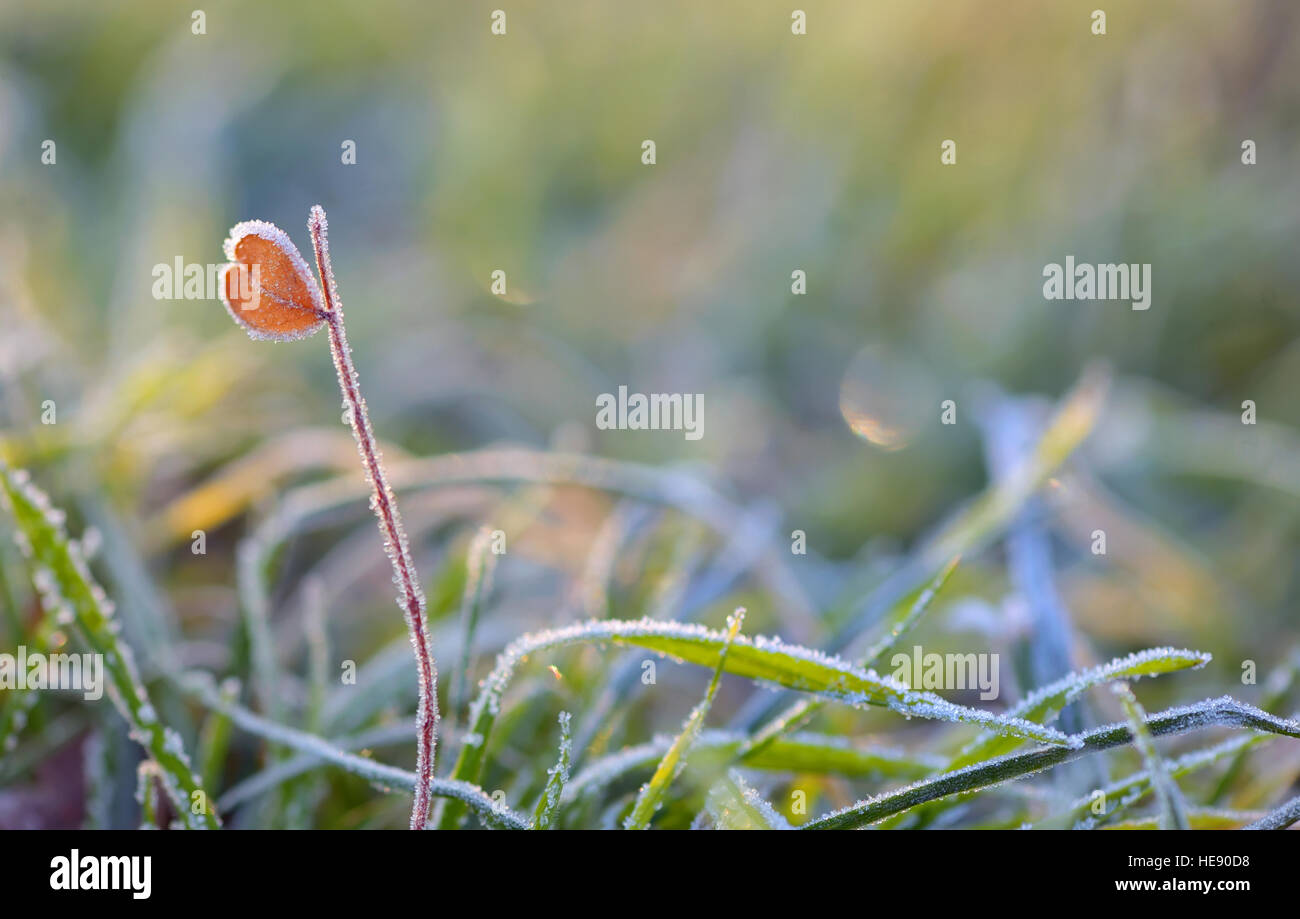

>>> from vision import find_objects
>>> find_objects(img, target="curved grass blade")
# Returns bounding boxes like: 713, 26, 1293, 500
1210, 646, 1300, 804
218, 721, 414, 811
625, 610, 744, 829
232, 446, 818, 646
1032, 733, 1268, 829
859, 556, 961, 667
951, 647, 1212, 769
0, 463, 220, 829
532, 711, 572, 830
178, 672, 529, 829
738, 557, 960, 767
1113, 682, 1189, 830
880, 646, 1215, 829
802, 697, 1300, 829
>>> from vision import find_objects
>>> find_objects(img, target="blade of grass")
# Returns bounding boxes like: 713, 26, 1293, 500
879, 647, 1216, 829
218, 721, 415, 811
531, 711, 572, 830
453, 526, 497, 723
82, 731, 112, 830
859, 555, 962, 669
625, 610, 744, 829
1030, 733, 1267, 828
1112, 682, 1189, 830
568, 518, 706, 764
195, 677, 240, 796
739, 557, 960, 767
178, 671, 529, 829
979, 396, 1081, 722
0, 463, 220, 829
801, 697, 1300, 829
1210, 645, 1300, 804
233, 446, 818, 656
0, 582, 54, 756
951, 647, 1213, 769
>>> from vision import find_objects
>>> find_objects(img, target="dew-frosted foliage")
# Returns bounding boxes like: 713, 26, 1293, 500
3, 319, 1299, 831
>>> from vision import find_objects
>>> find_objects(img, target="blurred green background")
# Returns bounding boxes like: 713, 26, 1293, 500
2, 0, 1300, 827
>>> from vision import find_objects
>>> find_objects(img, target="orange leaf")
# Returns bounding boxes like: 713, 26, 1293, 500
221, 220, 328, 341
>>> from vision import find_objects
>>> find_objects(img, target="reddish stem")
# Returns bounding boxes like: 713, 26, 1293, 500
309, 208, 438, 830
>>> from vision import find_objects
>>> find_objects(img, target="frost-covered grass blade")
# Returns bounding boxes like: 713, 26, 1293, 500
532, 711, 572, 830
801, 696, 1300, 829
624, 609, 744, 829
1112, 682, 1189, 830
950, 647, 1212, 769
0, 463, 220, 829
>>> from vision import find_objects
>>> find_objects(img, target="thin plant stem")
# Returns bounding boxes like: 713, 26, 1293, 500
308, 206, 439, 830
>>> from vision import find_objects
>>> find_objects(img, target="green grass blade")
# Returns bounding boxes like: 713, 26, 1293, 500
0, 463, 220, 829
217, 721, 413, 811
801, 697, 1300, 829
179, 671, 529, 828
196, 677, 240, 798
1112, 682, 1189, 830
880, 646, 1215, 829
625, 610, 744, 829
531, 711, 572, 830
1034, 734, 1268, 829
454, 526, 498, 722
859, 556, 961, 667
1210, 646, 1300, 804
951, 647, 1213, 769
737, 558, 961, 767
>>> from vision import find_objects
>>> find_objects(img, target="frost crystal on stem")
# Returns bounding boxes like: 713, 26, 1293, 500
306, 206, 440, 830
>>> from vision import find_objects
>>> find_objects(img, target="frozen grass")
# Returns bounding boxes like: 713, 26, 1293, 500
2, 359, 1299, 831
